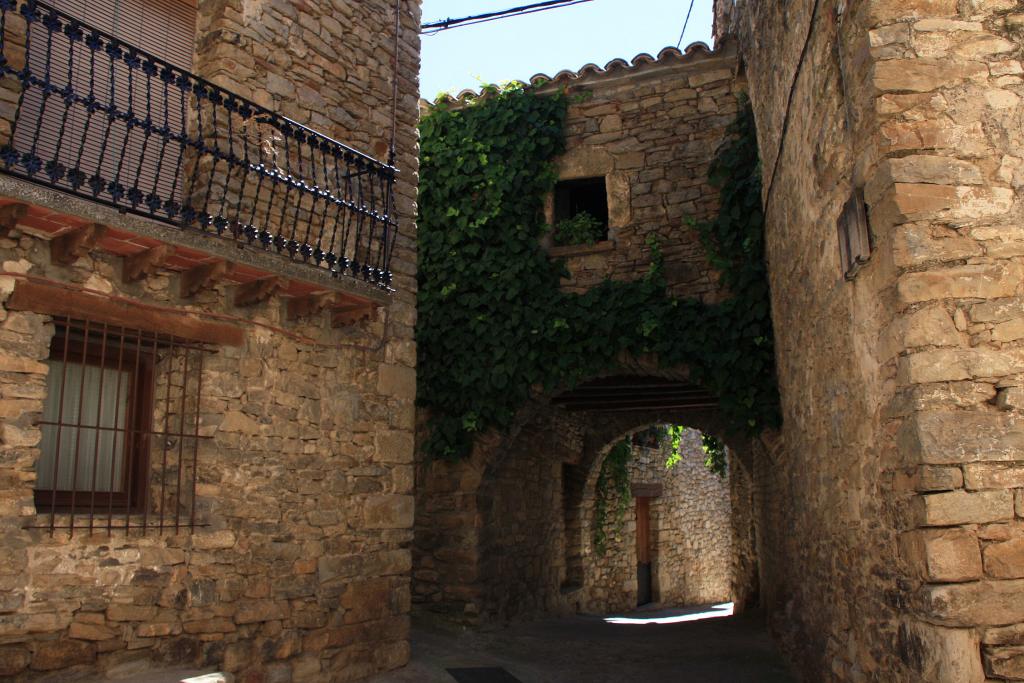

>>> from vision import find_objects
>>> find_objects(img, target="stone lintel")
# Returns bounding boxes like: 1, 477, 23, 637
630, 482, 663, 498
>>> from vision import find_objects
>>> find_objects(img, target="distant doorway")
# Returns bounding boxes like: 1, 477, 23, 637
569, 423, 744, 616
636, 496, 653, 606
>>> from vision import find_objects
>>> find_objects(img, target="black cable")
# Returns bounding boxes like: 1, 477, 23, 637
421, 0, 595, 34
675, 0, 697, 49
389, 0, 401, 166
763, 0, 822, 212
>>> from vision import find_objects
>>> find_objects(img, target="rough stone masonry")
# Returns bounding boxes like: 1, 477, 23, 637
719, 0, 1024, 680
580, 428, 734, 614
0, 0, 422, 681
415, 0, 1024, 680
413, 43, 751, 624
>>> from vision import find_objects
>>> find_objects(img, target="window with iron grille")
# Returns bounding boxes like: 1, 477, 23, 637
34, 317, 212, 536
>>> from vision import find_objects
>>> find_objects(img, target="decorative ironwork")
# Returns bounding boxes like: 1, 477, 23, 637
0, 0, 398, 288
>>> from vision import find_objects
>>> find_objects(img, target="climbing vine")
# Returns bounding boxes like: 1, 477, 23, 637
592, 440, 633, 556
664, 426, 726, 476
417, 87, 778, 460
552, 211, 604, 246
664, 425, 686, 468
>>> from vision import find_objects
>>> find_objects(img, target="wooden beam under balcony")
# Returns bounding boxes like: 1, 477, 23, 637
123, 244, 172, 283
331, 301, 377, 327
234, 276, 287, 307
0, 174, 392, 305
287, 291, 337, 321
0, 203, 28, 237
180, 260, 233, 298
51, 223, 107, 265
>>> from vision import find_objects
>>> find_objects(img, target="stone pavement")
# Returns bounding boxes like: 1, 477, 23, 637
368, 606, 795, 683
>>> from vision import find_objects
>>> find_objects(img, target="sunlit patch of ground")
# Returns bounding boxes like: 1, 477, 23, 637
603, 602, 735, 625
369, 605, 794, 683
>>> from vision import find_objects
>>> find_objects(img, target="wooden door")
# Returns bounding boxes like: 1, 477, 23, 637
636, 496, 652, 606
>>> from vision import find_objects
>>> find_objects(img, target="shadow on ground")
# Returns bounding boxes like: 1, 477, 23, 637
368, 605, 795, 683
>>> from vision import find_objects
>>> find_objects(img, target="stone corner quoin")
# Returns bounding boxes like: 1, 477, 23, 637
718, 0, 1024, 679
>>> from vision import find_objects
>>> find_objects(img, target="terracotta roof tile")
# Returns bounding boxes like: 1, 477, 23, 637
424, 41, 726, 107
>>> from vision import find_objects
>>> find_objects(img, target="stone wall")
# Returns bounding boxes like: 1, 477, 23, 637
0, 0, 422, 680
414, 402, 587, 622
0, 257, 415, 681
195, 0, 421, 185
728, 445, 760, 612
721, 0, 1024, 679
414, 387, 755, 624
579, 428, 734, 614
413, 43, 751, 625
538, 44, 738, 302
418, 0, 1024, 678
426, 43, 741, 303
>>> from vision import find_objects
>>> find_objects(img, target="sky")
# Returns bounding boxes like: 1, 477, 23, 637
418, 0, 715, 100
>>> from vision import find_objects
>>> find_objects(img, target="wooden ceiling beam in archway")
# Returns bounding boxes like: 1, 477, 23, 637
552, 375, 717, 412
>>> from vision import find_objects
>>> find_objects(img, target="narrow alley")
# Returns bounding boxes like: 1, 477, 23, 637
370, 606, 794, 683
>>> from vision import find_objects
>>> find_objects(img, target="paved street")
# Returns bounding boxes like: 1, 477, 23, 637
369, 605, 795, 683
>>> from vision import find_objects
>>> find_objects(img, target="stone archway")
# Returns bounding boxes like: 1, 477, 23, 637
567, 422, 745, 615
413, 363, 771, 624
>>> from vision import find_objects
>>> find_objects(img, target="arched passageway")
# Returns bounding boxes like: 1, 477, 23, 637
570, 424, 737, 615
413, 370, 768, 625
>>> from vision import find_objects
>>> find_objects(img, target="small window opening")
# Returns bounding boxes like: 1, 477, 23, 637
553, 177, 609, 246
838, 188, 871, 280
33, 317, 213, 536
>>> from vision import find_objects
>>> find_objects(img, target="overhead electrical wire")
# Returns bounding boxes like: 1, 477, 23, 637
421, 0, 595, 34
675, 0, 697, 48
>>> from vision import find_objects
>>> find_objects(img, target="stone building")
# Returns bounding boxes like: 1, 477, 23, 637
0, 0, 420, 680
416, 0, 1024, 680
716, 0, 1024, 680
579, 427, 734, 614
538, 45, 738, 303
413, 43, 757, 623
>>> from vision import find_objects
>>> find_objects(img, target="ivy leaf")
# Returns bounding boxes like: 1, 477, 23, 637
417, 91, 779, 460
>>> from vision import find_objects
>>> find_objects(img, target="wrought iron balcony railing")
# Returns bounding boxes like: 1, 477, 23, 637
0, 0, 398, 288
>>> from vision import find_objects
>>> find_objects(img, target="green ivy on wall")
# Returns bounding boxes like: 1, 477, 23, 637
552, 211, 605, 246
664, 426, 727, 477
417, 86, 778, 461
664, 425, 685, 468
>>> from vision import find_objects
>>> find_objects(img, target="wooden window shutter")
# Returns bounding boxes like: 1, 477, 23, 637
46, 0, 196, 70
837, 187, 871, 280
16, 0, 197, 211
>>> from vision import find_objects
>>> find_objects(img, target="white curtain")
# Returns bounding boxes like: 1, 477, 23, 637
37, 360, 130, 492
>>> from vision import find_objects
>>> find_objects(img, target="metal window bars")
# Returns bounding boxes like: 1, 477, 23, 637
0, 0, 399, 288
33, 316, 214, 536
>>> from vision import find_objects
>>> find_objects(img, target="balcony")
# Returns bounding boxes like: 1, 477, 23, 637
0, 0, 399, 301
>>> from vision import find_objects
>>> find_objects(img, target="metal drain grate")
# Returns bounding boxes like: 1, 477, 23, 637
447, 667, 524, 683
